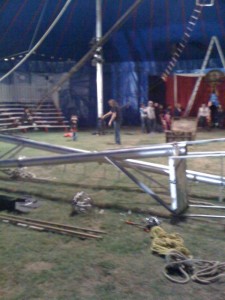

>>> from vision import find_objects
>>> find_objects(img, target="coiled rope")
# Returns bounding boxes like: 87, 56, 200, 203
150, 226, 191, 257
150, 226, 225, 284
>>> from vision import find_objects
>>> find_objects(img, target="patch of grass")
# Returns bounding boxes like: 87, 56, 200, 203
0, 128, 225, 299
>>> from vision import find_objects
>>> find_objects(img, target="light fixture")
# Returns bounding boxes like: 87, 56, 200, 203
196, 0, 214, 6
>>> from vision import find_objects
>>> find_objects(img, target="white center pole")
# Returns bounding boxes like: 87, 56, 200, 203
96, 0, 103, 118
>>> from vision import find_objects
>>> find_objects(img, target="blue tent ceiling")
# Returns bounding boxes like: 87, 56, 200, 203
0, 0, 224, 64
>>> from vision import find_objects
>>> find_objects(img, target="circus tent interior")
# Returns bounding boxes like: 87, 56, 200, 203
0, 0, 224, 126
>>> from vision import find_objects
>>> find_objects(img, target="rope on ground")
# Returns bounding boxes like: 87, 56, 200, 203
150, 226, 225, 284
164, 251, 225, 284
150, 226, 191, 257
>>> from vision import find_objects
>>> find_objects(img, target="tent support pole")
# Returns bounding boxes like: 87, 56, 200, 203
174, 73, 178, 106
37, 0, 144, 108
96, 0, 104, 118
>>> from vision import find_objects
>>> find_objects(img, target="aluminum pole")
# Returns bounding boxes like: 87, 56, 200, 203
1, 134, 224, 186
183, 214, 225, 219
0, 145, 187, 168
96, 0, 103, 118
1, 134, 224, 187
122, 160, 225, 186
0, 134, 89, 154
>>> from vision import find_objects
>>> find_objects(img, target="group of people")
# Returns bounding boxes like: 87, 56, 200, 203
70, 99, 183, 145
69, 96, 224, 145
139, 101, 178, 134
197, 102, 224, 129
197, 90, 225, 129
13, 107, 38, 128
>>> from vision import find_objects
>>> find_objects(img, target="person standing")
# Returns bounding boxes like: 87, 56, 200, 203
208, 90, 219, 128
217, 104, 224, 128
154, 102, 163, 132
208, 101, 218, 128
146, 101, 156, 133
163, 105, 172, 131
197, 103, 210, 129
174, 103, 183, 119
102, 99, 122, 145
70, 114, 78, 141
139, 103, 148, 133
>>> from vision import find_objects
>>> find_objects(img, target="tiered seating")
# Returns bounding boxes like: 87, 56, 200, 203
0, 102, 69, 132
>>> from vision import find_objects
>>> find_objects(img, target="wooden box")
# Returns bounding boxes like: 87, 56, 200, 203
165, 117, 197, 142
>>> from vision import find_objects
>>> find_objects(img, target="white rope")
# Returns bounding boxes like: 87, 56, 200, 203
0, 0, 72, 83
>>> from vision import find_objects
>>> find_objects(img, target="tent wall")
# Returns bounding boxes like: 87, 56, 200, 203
0, 72, 63, 105
0, 58, 224, 127
0, 60, 157, 127
148, 76, 166, 105
166, 75, 225, 115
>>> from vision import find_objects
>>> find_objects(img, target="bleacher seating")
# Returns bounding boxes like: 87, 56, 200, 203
0, 101, 69, 132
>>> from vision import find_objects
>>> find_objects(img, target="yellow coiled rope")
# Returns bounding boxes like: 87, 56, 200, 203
150, 226, 225, 284
150, 226, 191, 257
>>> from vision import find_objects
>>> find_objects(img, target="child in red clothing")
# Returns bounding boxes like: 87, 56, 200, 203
70, 115, 78, 141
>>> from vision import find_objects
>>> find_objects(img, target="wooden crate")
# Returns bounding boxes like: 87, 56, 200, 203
165, 117, 197, 142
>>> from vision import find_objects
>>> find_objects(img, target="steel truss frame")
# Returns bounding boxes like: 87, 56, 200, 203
0, 134, 224, 218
